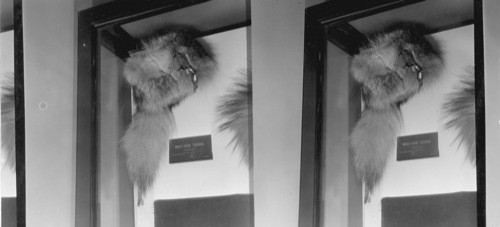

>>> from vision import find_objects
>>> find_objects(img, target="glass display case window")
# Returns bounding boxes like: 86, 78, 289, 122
299, 0, 484, 226
76, 1, 253, 226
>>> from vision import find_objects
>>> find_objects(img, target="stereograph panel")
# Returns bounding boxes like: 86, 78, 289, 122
77, 0, 253, 226
354, 23, 476, 227
301, 0, 483, 226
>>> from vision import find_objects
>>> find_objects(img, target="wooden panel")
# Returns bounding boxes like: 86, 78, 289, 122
120, 0, 249, 39
350, 0, 474, 35
382, 192, 476, 227
13, 0, 25, 226
154, 194, 254, 227
2, 198, 17, 227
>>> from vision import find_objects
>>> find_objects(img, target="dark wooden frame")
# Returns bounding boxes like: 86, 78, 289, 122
76, 1, 251, 226
298, 0, 485, 226
14, 0, 25, 226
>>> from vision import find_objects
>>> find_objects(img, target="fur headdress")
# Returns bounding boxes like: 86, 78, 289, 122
349, 23, 443, 202
121, 29, 216, 205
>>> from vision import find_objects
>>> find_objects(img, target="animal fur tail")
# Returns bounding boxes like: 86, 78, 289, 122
1, 72, 15, 171
443, 68, 475, 163
121, 111, 174, 205
350, 107, 402, 203
217, 70, 252, 166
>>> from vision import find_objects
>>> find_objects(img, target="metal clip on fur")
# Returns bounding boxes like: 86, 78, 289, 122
188, 67, 198, 91
179, 65, 198, 91
414, 65, 423, 88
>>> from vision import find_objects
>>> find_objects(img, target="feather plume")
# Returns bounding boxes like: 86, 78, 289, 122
217, 70, 252, 166
442, 67, 475, 163
1, 72, 15, 171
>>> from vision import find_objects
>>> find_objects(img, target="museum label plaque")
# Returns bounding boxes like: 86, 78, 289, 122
169, 135, 213, 163
397, 132, 439, 161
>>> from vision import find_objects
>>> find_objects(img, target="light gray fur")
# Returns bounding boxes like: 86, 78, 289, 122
350, 108, 402, 202
351, 27, 442, 110
121, 111, 174, 205
217, 70, 252, 166
443, 67, 475, 163
121, 30, 216, 205
350, 24, 443, 202
1, 72, 15, 171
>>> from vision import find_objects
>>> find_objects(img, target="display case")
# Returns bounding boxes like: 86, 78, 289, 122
299, 0, 484, 226
0, 27, 17, 227
1, 1, 24, 226
76, 1, 252, 226
1, 29, 18, 227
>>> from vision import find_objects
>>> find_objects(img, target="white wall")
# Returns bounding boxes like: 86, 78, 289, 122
23, 0, 88, 226
251, 1, 305, 226
484, 0, 500, 226
0, 30, 14, 73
